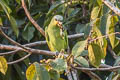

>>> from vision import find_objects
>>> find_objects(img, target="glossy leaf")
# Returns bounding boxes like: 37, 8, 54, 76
0, 0, 11, 15
22, 26, 35, 42
0, 17, 2, 26
112, 74, 120, 80
16, 0, 21, 4
26, 64, 36, 80
33, 62, 50, 80
91, 6, 100, 20
47, 1, 65, 17
88, 43, 104, 67
49, 69, 60, 80
13, 64, 25, 80
74, 56, 89, 67
75, 24, 86, 33
0, 56, 8, 75
97, 0, 102, 6
92, 18, 107, 58
0, 0, 19, 36
9, 16, 19, 37
50, 58, 67, 72
72, 40, 87, 57
103, 38, 107, 58
106, 15, 119, 48
84, 23, 92, 37
26, 62, 50, 80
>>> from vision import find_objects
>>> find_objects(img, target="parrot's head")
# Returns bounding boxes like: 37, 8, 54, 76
52, 15, 63, 29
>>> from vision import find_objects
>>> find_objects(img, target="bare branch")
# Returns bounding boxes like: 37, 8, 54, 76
102, 0, 120, 16
7, 53, 31, 65
72, 65, 120, 71
21, 0, 45, 36
0, 28, 31, 53
0, 44, 56, 56
89, 32, 120, 43
0, 33, 84, 55
0, 50, 19, 55
82, 70, 101, 80
108, 45, 118, 59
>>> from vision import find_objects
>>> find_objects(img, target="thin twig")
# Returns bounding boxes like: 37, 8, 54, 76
82, 70, 101, 80
21, 0, 45, 36
89, 32, 120, 43
0, 44, 56, 56
0, 50, 19, 55
7, 53, 31, 64
71, 65, 120, 71
108, 45, 118, 59
102, 0, 120, 16
0, 33, 84, 55
0, 28, 31, 53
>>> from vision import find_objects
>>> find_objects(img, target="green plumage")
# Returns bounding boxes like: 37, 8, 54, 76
45, 15, 68, 52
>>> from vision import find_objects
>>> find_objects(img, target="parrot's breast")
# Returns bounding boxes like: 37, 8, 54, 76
47, 27, 66, 52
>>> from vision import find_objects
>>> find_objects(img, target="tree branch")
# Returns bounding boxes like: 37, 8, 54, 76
7, 53, 31, 65
102, 0, 120, 16
0, 33, 84, 55
82, 70, 101, 80
72, 65, 120, 71
0, 44, 56, 56
0, 28, 31, 53
21, 0, 45, 36
108, 45, 118, 59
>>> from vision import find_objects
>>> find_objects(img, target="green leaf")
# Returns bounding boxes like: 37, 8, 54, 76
9, 16, 19, 37
75, 24, 86, 33
0, 0, 11, 15
69, 8, 80, 17
0, 56, 8, 75
100, 14, 107, 34
106, 15, 119, 48
47, 1, 65, 17
84, 23, 92, 37
88, 43, 104, 67
91, 6, 100, 20
16, 0, 21, 4
18, 52, 30, 67
112, 74, 120, 80
103, 38, 107, 58
91, 18, 107, 58
26, 62, 50, 80
26, 64, 36, 80
97, 0, 102, 6
27, 0, 32, 8
0, 17, 2, 26
74, 56, 89, 67
0, 0, 19, 36
116, 0, 120, 9
50, 58, 67, 72
49, 69, 60, 80
34, 62, 50, 80
13, 64, 25, 80
22, 26, 35, 42
72, 40, 87, 57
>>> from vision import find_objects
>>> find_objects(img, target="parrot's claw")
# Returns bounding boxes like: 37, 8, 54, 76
55, 51, 59, 56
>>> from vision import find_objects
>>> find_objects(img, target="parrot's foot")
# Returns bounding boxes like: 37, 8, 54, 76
60, 49, 64, 53
55, 51, 59, 56
57, 49, 65, 59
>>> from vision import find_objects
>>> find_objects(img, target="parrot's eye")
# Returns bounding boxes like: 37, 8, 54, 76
55, 18, 58, 21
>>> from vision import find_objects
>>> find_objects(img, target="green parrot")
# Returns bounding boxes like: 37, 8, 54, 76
45, 15, 68, 52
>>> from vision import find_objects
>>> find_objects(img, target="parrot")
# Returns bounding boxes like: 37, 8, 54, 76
45, 15, 68, 52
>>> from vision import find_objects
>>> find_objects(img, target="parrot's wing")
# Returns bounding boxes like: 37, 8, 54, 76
64, 29, 68, 49
45, 27, 50, 48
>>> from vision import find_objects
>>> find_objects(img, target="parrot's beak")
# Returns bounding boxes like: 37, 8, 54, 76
57, 21, 63, 29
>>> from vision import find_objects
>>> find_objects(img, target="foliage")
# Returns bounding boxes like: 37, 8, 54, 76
0, 0, 120, 80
